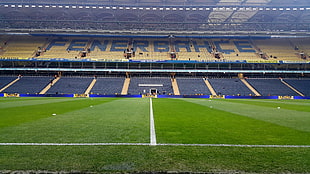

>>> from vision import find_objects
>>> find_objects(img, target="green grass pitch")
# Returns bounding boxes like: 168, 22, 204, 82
0, 97, 310, 173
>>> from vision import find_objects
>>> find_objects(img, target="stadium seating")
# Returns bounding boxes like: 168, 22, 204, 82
88, 38, 128, 60
47, 77, 93, 94
0, 36, 46, 59
208, 78, 254, 96
127, 77, 173, 95
289, 38, 310, 59
283, 79, 310, 96
2, 76, 51, 94
90, 77, 125, 95
246, 78, 299, 96
0, 35, 309, 62
253, 38, 300, 61
177, 78, 211, 95
39, 38, 89, 59
132, 38, 171, 60
0, 76, 18, 90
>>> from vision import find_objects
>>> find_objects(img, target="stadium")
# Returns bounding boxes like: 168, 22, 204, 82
0, 0, 310, 173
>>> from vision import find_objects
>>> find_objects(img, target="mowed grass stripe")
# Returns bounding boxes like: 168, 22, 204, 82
0, 97, 51, 102
0, 97, 81, 109
183, 98, 310, 132
224, 99, 310, 112
0, 98, 114, 128
0, 98, 150, 143
153, 98, 310, 145
0, 146, 309, 173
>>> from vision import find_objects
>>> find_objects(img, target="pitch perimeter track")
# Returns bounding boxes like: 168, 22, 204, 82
0, 143, 309, 148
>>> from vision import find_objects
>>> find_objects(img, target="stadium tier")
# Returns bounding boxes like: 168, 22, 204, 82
208, 78, 254, 96
0, 76, 18, 89
283, 79, 310, 96
90, 77, 125, 95
1, 75, 309, 97
127, 77, 173, 95
177, 78, 211, 95
1, 35, 309, 62
246, 78, 299, 96
46, 77, 94, 94
1, 76, 51, 94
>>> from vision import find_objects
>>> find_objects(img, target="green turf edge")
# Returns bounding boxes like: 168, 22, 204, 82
152, 98, 310, 145
0, 146, 309, 173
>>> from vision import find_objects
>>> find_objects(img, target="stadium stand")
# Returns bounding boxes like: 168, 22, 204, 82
289, 38, 310, 59
0, 36, 46, 59
283, 79, 310, 96
39, 38, 89, 59
47, 77, 93, 94
246, 78, 299, 96
0, 35, 309, 62
133, 38, 171, 60
220, 39, 260, 61
0, 76, 18, 90
127, 77, 173, 95
88, 38, 127, 60
177, 78, 211, 95
208, 78, 255, 96
90, 77, 125, 95
2, 76, 52, 94
253, 38, 300, 61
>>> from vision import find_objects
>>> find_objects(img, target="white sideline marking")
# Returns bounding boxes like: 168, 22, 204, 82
0, 143, 309, 148
150, 98, 157, 145
0, 143, 149, 146
157, 144, 310, 148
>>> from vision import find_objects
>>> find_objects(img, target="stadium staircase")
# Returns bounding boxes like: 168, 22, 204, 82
39, 76, 60, 94
240, 78, 261, 96
121, 77, 130, 95
203, 79, 217, 96
84, 78, 97, 94
0, 77, 20, 93
281, 80, 304, 97
171, 78, 180, 95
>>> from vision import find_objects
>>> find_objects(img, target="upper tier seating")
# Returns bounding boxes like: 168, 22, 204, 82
253, 38, 299, 60
283, 79, 310, 96
177, 78, 211, 95
246, 78, 299, 96
47, 77, 93, 94
0, 36, 46, 59
1, 35, 308, 62
2, 76, 51, 94
208, 78, 254, 96
128, 77, 173, 95
90, 77, 124, 95
289, 38, 310, 59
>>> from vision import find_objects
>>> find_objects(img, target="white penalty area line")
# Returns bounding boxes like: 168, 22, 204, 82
0, 143, 309, 148
150, 98, 157, 145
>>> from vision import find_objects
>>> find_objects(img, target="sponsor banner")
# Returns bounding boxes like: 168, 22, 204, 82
246, 60, 279, 63
282, 60, 309, 64
210, 95, 225, 99
74, 94, 89, 98
278, 96, 294, 100
3, 93, 20, 97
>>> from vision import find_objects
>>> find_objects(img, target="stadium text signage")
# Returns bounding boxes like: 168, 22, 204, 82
46, 39, 256, 54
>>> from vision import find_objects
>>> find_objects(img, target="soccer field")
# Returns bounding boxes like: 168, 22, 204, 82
0, 97, 310, 173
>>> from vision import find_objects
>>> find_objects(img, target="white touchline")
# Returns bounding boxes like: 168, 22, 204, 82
0, 143, 309, 148
150, 98, 157, 145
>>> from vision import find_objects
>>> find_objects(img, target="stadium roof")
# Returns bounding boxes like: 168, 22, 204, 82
0, 0, 309, 35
